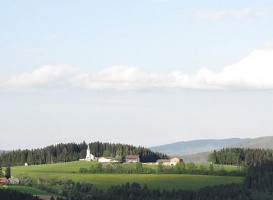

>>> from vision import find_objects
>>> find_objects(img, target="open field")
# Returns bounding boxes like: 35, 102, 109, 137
12, 173, 244, 191
10, 161, 244, 191
10, 161, 243, 174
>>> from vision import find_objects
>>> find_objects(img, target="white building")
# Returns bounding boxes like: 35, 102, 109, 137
7, 178, 20, 185
79, 145, 97, 161
156, 157, 182, 166
98, 157, 112, 163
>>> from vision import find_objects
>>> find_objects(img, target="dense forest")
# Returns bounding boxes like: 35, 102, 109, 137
0, 189, 40, 200
0, 141, 167, 166
209, 148, 273, 165
245, 161, 273, 192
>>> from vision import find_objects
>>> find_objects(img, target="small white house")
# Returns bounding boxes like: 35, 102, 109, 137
98, 157, 112, 163
7, 178, 19, 185
25, 163, 28, 166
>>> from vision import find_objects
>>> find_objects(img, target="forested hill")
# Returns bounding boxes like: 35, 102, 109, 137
229, 136, 273, 149
0, 141, 167, 167
209, 148, 273, 166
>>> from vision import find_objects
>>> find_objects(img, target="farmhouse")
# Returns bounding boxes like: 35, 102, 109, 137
98, 157, 121, 163
79, 145, 97, 161
156, 157, 182, 166
125, 155, 140, 163
170, 157, 183, 165
0, 177, 7, 185
156, 159, 171, 166
98, 157, 112, 163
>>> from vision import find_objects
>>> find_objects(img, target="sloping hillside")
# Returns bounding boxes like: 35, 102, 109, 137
182, 136, 273, 163
150, 138, 249, 156
182, 152, 212, 163
230, 136, 273, 149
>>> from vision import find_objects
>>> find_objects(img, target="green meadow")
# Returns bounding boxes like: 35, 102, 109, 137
10, 161, 244, 191
10, 161, 243, 174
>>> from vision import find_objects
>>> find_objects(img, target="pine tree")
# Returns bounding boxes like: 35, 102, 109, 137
5, 166, 11, 179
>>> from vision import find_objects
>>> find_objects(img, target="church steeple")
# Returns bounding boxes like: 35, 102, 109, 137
86, 144, 91, 160
80, 143, 96, 161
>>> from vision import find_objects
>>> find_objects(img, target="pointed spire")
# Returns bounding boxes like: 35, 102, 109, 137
87, 144, 90, 150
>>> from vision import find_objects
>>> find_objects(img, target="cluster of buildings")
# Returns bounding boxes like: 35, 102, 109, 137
79, 145, 141, 163
0, 177, 19, 185
79, 145, 182, 165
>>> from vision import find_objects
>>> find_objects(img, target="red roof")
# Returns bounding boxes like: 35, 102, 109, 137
126, 155, 139, 159
0, 177, 7, 184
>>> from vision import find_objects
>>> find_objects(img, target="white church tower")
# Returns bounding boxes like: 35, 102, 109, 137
86, 144, 91, 159
79, 144, 97, 161
85, 144, 96, 161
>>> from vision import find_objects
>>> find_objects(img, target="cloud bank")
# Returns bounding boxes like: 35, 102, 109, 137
195, 8, 253, 20
2, 48, 273, 91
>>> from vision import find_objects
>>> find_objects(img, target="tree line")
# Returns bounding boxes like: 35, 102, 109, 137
79, 162, 245, 176
209, 148, 273, 166
0, 189, 40, 200
245, 161, 273, 192
0, 141, 167, 166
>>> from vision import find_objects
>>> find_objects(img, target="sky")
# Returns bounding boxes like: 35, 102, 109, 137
1, 0, 273, 150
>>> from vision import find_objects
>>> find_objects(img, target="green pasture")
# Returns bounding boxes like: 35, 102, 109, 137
9, 161, 244, 190
10, 161, 243, 174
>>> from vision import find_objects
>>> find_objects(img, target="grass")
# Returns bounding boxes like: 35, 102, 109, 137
9, 161, 244, 191
10, 161, 243, 174
195, 163, 244, 172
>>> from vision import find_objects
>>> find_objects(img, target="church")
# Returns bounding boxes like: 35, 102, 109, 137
79, 145, 97, 161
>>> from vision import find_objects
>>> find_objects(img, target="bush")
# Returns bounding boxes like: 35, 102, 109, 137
79, 168, 88, 173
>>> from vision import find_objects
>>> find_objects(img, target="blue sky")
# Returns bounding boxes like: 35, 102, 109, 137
1, 0, 273, 149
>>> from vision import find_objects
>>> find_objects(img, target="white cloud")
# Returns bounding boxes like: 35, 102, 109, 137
3, 65, 79, 91
195, 8, 253, 20
266, 41, 273, 49
2, 48, 273, 91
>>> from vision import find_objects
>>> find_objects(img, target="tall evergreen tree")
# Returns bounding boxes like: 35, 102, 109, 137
5, 166, 11, 179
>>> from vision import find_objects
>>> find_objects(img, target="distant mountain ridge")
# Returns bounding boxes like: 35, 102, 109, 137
151, 136, 273, 163
230, 136, 273, 149
150, 138, 249, 156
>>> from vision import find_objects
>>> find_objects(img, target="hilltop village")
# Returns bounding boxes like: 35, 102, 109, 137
80, 145, 183, 166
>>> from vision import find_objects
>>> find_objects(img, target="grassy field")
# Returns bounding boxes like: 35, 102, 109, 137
9, 161, 244, 191
10, 161, 243, 174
